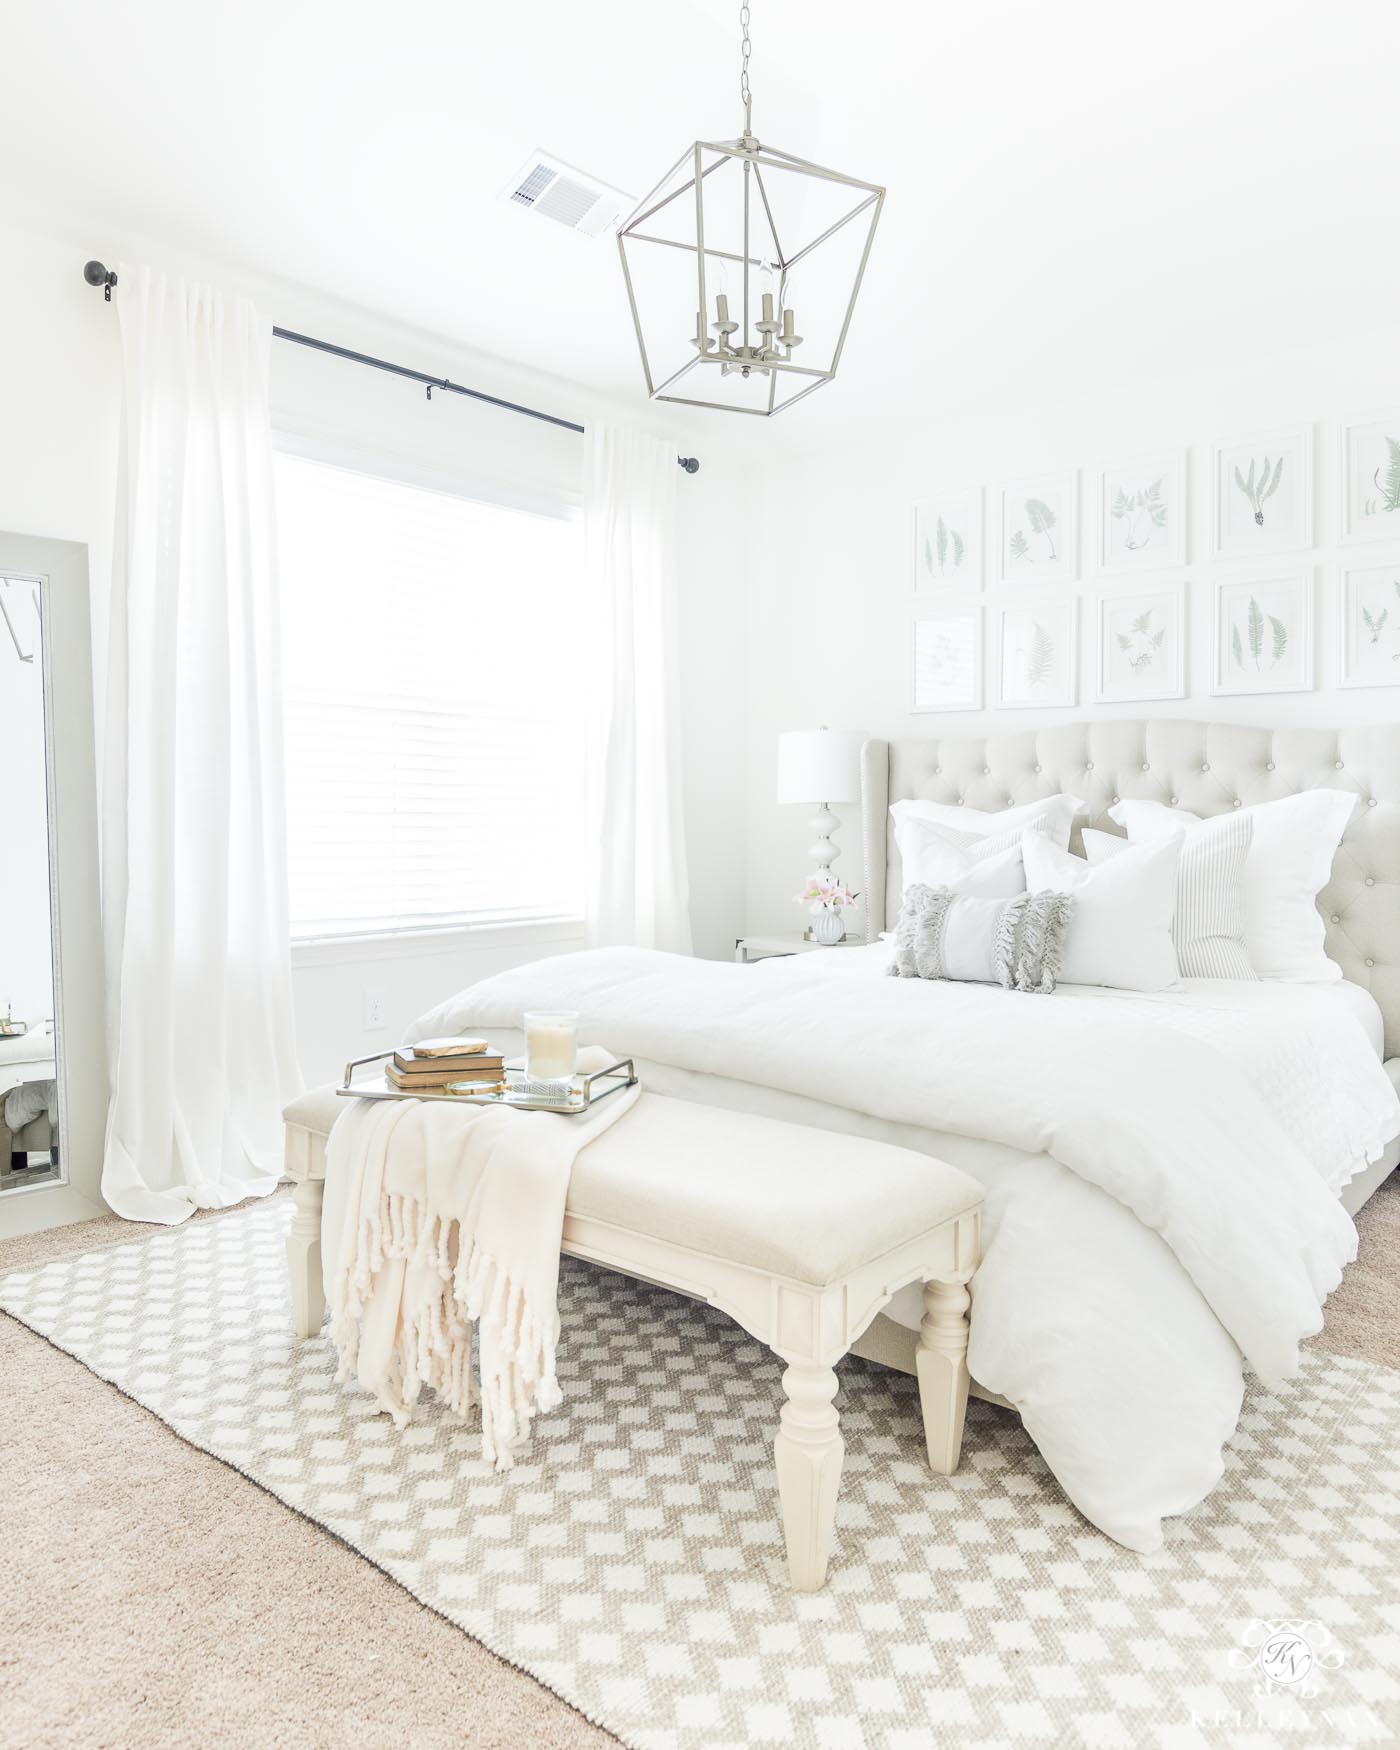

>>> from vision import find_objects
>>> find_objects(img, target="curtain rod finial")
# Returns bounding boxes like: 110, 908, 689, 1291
678, 456, 700, 474
83, 260, 117, 301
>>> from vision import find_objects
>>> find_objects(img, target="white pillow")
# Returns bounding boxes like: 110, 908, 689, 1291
1110, 791, 1357, 982
891, 792, 1082, 849
1022, 830, 1182, 991
894, 816, 1027, 898
1083, 813, 1256, 980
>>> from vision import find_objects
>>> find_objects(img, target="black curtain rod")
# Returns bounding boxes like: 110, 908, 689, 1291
83, 262, 700, 475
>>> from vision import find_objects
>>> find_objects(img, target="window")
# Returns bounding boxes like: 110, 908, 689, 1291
275, 453, 586, 939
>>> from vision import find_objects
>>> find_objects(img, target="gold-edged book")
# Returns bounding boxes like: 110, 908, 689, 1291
385, 1063, 505, 1092
411, 1035, 491, 1059
391, 1049, 504, 1078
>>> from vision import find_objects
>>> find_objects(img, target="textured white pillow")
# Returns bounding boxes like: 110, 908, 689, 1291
1110, 791, 1357, 982
1083, 812, 1256, 980
1022, 830, 1182, 991
891, 793, 1082, 850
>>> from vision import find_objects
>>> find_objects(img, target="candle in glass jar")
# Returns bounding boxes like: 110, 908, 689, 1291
524, 1010, 579, 1082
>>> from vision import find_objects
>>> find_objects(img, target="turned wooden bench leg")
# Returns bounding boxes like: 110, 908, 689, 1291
288, 1176, 326, 1339
774, 1359, 844, 1592
916, 1276, 972, 1475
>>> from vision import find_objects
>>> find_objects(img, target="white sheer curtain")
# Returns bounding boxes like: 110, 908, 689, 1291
100, 264, 301, 1223
583, 425, 692, 953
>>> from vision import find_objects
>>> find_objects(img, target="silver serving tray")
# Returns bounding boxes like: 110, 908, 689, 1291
336, 1052, 637, 1115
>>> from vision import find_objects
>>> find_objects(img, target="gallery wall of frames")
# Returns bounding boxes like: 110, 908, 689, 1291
910, 411, 1400, 715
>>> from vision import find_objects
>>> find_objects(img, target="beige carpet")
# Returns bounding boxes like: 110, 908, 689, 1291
2, 1172, 1396, 1750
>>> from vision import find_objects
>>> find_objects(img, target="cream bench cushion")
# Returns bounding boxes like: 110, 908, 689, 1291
284, 1082, 983, 1591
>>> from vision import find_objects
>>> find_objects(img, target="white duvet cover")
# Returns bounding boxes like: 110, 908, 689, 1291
408, 946, 1400, 1551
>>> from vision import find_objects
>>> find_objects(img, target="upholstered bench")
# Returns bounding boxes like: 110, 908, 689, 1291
283, 1085, 984, 1591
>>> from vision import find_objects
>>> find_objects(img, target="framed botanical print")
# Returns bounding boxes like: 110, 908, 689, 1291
1340, 410, 1400, 544
1338, 559, 1400, 688
1094, 581, 1186, 703
1212, 426, 1312, 558
913, 489, 983, 590
1213, 572, 1313, 696
1096, 452, 1186, 573
999, 471, 1078, 584
912, 600, 982, 712
995, 595, 1078, 709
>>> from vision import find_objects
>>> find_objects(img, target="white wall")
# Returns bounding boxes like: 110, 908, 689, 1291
0, 216, 750, 1088
0, 601, 56, 1023
745, 336, 1400, 937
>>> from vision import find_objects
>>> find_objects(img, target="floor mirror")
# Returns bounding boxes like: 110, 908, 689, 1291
0, 533, 105, 1233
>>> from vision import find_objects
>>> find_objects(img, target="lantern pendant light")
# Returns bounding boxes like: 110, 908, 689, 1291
617, 2, 885, 418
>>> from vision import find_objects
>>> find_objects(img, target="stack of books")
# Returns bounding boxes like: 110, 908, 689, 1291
385, 1036, 507, 1094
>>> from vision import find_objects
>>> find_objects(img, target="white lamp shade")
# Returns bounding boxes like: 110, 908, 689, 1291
776, 728, 867, 805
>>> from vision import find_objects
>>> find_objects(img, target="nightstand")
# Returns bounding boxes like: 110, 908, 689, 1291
734, 932, 867, 964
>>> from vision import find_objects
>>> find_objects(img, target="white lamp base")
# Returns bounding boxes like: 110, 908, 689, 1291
803, 803, 848, 941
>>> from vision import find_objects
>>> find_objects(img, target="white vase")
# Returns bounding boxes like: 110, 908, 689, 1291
811, 908, 845, 946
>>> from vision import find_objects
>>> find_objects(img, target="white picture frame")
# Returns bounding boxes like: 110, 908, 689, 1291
995, 595, 1078, 709
912, 489, 983, 591
1096, 451, 1186, 574
1338, 557, 1400, 688
1094, 580, 1186, 704
1212, 426, 1312, 559
1340, 409, 1400, 545
911, 600, 982, 712
1212, 571, 1314, 697
999, 471, 1078, 585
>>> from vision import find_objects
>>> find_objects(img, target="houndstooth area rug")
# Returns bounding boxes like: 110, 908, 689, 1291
2, 1199, 1398, 1750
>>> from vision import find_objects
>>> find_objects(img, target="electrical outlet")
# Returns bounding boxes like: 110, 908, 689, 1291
362, 990, 387, 1031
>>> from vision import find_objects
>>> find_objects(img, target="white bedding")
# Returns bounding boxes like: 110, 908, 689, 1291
408, 947, 1400, 1552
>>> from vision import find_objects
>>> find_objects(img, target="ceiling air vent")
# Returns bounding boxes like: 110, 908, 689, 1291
502, 152, 633, 239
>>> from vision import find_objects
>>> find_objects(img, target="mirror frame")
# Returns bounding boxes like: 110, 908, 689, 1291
0, 534, 105, 1226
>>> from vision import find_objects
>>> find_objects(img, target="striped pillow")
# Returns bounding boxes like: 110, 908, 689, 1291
1083, 813, 1256, 979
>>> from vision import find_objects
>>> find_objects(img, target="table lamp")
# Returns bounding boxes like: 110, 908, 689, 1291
777, 726, 867, 931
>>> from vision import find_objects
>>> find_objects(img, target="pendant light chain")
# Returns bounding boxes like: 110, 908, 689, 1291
740, 1, 753, 132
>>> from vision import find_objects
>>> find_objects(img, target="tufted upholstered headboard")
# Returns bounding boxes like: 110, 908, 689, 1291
861, 720, 1400, 1060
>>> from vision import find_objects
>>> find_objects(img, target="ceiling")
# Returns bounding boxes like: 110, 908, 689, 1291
7, 0, 1398, 442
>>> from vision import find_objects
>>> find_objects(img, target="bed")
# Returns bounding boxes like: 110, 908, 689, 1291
405, 719, 1400, 1551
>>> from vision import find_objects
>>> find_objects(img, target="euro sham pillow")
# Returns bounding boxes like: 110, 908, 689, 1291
1109, 790, 1357, 982
1083, 811, 1256, 980
892, 794, 1084, 900
893, 817, 1026, 899
887, 883, 1075, 993
891, 792, 1082, 850
1021, 830, 1182, 991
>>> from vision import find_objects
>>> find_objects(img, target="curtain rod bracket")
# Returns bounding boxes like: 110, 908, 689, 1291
82, 258, 699, 472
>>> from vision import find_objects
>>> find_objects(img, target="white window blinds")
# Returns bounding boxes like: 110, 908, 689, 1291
274, 453, 586, 939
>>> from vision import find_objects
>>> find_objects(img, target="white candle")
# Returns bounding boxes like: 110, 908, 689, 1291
761, 291, 775, 324
524, 1010, 579, 1082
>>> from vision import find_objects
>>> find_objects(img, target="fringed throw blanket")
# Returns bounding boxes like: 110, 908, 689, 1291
323, 1047, 638, 1469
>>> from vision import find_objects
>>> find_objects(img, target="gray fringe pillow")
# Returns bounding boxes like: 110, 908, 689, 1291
887, 883, 1075, 994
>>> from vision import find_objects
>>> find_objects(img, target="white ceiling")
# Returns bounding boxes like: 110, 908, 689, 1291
7, 0, 1399, 441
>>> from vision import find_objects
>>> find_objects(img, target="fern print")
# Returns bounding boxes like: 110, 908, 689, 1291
1232, 594, 1290, 673
1234, 455, 1285, 527
1111, 477, 1167, 551
1025, 622, 1054, 689
1362, 603, 1389, 643
1375, 435, 1400, 515
1009, 529, 1030, 564
1113, 607, 1165, 673
1023, 497, 1059, 560
935, 516, 950, 573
